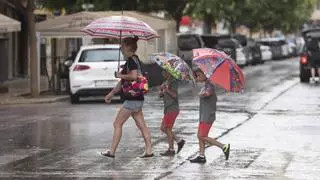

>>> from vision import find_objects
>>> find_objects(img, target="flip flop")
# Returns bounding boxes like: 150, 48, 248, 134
140, 153, 154, 158
101, 151, 115, 158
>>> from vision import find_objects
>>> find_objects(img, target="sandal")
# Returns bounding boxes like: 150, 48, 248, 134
101, 151, 115, 158
140, 153, 154, 158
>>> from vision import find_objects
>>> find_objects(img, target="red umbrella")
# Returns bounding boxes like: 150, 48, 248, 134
193, 48, 245, 93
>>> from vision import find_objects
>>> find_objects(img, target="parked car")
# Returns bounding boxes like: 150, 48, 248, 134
247, 38, 263, 64
201, 34, 233, 56
279, 39, 290, 58
260, 45, 272, 61
68, 44, 124, 103
233, 34, 258, 65
257, 39, 282, 60
201, 34, 248, 66
177, 33, 205, 67
300, 28, 320, 82
295, 36, 305, 54
260, 38, 291, 59
286, 39, 298, 57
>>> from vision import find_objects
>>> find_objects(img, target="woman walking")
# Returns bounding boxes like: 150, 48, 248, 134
101, 37, 153, 158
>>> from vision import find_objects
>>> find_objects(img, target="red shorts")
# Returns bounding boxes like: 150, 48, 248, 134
198, 122, 213, 137
161, 110, 180, 129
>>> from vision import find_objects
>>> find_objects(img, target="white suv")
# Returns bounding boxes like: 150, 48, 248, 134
69, 44, 124, 103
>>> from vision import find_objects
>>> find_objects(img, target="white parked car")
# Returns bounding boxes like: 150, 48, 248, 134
280, 42, 290, 57
236, 47, 248, 66
260, 45, 272, 61
69, 44, 124, 103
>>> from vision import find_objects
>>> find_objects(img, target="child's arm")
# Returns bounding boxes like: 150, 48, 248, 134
159, 83, 166, 97
164, 87, 177, 98
163, 83, 178, 98
199, 86, 213, 97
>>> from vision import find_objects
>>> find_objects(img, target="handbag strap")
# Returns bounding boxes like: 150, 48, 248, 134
130, 55, 142, 75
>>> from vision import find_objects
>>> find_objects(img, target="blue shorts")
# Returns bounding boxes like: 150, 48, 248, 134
122, 100, 144, 112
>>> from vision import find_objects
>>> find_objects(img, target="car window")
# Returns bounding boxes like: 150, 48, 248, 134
258, 41, 270, 46
218, 39, 236, 47
178, 35, 201, 50
79, 48, 124, 62
279, 40, 286, 45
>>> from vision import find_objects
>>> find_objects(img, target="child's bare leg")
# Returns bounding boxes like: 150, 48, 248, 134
198, 136, 206, 156
311, 68, 316, 78
166, 128, 174, 150
203, 137, 224, 149
173, 133, 178, 141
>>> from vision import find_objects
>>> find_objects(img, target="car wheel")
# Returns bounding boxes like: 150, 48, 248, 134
70, 94, 80, 104
300, 64, 310, 83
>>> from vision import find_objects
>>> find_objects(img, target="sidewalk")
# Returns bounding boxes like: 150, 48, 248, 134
0, 77, 68, 105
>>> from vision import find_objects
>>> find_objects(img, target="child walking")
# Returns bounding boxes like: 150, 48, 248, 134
190, 68, 230, 163
159, 70, 185, 156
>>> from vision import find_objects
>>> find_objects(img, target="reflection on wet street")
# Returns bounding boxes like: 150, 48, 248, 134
1, 58, 320, 179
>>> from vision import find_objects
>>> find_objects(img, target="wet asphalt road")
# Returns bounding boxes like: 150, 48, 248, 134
0, 57, 319, 179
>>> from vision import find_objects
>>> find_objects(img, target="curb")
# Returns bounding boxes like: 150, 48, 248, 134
0, 96, 69, 106
0, 83, 195, 106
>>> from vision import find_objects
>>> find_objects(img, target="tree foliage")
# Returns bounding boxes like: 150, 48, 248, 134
186, 0, 317, 34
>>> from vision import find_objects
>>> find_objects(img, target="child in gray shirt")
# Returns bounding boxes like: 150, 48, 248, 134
190, 68, 230, 163
159, 70, 185, 156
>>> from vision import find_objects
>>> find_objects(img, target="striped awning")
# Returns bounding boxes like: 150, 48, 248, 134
0, 13, 21, 33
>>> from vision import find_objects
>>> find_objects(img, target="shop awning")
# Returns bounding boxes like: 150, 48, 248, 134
0, 13, 21, 33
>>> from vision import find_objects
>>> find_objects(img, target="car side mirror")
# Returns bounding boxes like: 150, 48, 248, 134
64, 60, 73, 67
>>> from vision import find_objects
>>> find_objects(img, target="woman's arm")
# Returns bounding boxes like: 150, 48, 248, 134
116, 70, 138, 81
108, 81, 122, 96
105, 81, 122, 103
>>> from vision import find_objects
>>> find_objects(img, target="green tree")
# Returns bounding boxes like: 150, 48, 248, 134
9, 0, 40, 97
38, 0, 111, 13
279, 0, 316, 34
40, 0, 191, 32
186, 0, 223, 34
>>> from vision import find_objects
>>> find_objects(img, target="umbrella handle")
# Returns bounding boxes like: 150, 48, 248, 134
118, 29, 122, 72
117, 6, 124, 72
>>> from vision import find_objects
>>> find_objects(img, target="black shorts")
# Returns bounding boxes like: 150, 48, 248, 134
310, 59, 320, 68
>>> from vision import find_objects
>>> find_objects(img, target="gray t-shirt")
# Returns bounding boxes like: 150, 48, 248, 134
199, 81, 217, 123
163, 79, 179, 113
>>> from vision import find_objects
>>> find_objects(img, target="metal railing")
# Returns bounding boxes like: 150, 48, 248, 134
40, 56, 70, 94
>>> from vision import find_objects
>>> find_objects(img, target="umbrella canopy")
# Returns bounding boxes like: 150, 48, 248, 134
193, 48, 245, 93
152, 52, 196, 84
82, 15, 159, 40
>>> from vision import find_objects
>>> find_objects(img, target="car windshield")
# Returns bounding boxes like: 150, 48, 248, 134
178, 35, 201, 50
79, 48, 124, 62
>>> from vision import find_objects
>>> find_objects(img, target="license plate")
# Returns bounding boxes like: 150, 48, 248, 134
95, 80, 117, 87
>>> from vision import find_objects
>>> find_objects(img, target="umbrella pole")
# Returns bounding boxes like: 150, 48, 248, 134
118, 30, 122, 72
117, 7, 124, 72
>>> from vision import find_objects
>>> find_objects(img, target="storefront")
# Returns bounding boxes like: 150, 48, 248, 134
0, 13, 21, 82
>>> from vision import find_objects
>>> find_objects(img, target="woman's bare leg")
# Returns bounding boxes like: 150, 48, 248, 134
108, 107, 132, 155
132, 110, 152, 154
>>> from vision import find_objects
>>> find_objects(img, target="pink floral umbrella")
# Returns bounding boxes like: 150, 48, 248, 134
82, 16, 159, 40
